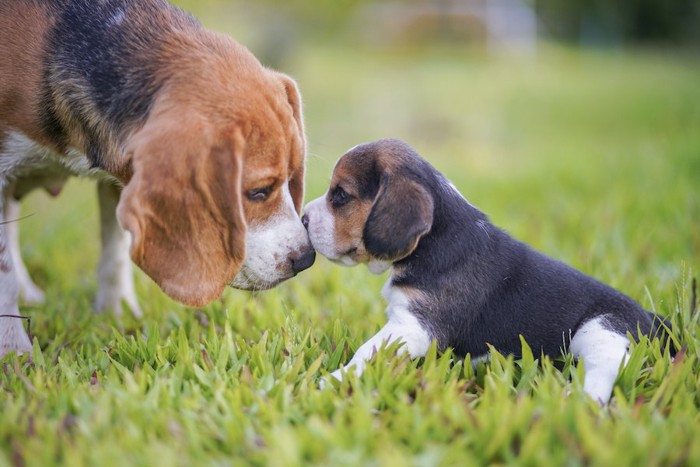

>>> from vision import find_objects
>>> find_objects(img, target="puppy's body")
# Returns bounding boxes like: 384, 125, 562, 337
394, 178, 658, 358
0, 0, 313, 358
305, 139, 670, 404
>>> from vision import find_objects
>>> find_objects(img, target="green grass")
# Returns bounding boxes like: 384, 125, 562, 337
2, 36, 700, 466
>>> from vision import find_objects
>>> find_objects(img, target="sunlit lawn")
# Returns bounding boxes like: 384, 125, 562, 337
2, 20, 699, 466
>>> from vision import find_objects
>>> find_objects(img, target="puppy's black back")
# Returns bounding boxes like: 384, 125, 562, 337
390, 148, 668, 358
460, 233, 653, 357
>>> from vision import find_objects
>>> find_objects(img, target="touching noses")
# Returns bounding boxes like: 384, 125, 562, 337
291, 214, 315, 275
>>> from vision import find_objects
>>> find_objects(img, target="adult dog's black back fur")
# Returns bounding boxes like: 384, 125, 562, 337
39, 0, 199, 168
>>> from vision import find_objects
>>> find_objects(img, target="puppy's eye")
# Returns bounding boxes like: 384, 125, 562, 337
330, 186, 351, 207
247, 186, 273, 202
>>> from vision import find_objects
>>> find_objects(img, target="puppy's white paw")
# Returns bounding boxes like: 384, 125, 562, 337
319, 368, 344, 389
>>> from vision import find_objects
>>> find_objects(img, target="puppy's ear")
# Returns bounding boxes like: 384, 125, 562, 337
117, 121, 246, 306
276, 73, 305, 213
363, 174, 434, 261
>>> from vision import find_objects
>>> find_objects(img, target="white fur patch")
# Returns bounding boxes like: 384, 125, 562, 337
470, 353, 491, 367
0, 316, 32, 358
230, 183, 309, 290
5, 198, 45, 304
95, 182, 141, 317
108, 9, 126, 27
0, 202, 32, 357
0, 131, 110, 181
344, 144, 361, 156
304, 195, 340, 262
367, 259, 391, 274
327, 282, 432, 382
444, 176, 472, 204
570, 316, 630, 405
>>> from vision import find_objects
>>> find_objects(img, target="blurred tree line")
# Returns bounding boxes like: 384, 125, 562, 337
536, 0, 699, 45
176, 0, 699, 47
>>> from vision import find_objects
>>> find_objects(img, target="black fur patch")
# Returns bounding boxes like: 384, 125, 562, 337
363, 173, 434, 261
39, 0, 200, 165
337, 149, 382, 200
355, 139, 673, 359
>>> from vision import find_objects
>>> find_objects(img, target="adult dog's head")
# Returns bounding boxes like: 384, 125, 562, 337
117, 36, 314, 306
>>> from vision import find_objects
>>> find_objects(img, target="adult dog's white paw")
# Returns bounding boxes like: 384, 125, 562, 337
95, 286, 142, 318
0, 316, 33, 359
19, 281, 45, 305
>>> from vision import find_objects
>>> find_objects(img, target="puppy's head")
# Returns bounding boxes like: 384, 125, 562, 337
117, 39, 313, 306
304, 139, 434, 273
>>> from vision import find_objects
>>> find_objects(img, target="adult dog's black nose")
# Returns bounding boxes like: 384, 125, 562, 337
291, 248, 316, 274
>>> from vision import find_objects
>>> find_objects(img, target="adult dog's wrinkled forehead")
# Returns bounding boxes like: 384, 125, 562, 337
243, 73, 305, 192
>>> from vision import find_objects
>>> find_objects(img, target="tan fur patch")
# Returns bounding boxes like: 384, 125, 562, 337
326, 168, 375, 263
116, 32, 306, 304
140, 36, 305, 226
0, 1, 307, 305
0, 2, 54, 147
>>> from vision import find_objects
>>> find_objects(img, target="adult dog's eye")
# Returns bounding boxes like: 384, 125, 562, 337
247, 186, 273, 202
330, 186, 351, 207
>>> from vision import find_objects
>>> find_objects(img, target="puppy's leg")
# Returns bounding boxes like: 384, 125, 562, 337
570, 316, 630, 405
329, 307, 432, 383
0, 192, 33, 358
5, 195, 45, 304
95, 181, 141, 317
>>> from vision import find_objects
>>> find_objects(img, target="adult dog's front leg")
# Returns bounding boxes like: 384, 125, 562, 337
328, 309, 432, 383
95, 181, 141, 317
0, 192, 33, 358
5, 196, 45, 304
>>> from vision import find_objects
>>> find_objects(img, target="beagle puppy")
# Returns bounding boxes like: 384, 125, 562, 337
0, 0, 314, 358
304, 139, 672, 405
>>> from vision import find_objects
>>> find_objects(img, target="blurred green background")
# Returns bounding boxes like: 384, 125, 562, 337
175, 0, 700, 293
22, 0, 700, 304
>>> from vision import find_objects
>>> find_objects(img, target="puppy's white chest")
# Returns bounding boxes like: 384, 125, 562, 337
381, 279, 418, 323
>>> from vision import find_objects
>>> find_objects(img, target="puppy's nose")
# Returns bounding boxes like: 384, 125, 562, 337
301, 214, 310, 229
291, 247, 316, 275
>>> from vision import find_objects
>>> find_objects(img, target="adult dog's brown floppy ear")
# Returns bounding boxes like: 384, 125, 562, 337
276, 72, 306, 213
117, 121, 247, 306
363, 174, 434, 262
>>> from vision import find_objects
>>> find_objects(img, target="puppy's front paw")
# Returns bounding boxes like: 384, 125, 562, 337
329, 368, 344, 382
319, 368, 345, 389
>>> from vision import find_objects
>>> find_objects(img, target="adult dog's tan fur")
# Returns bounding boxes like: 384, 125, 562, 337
0, 0, 312, 357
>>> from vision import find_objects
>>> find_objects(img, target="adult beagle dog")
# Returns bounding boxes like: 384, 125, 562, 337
0, 0, 315, 358
303, 139, 672, 404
